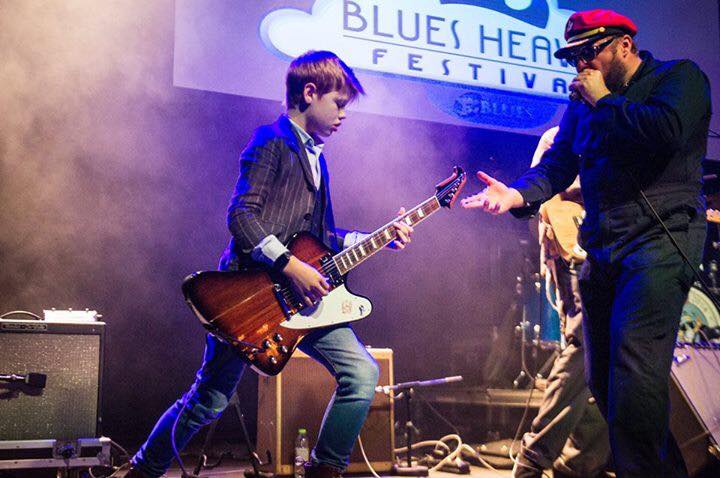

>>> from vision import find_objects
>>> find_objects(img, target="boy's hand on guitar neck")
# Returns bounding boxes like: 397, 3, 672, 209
282, 256, 330, 307
388, 207, 414, 250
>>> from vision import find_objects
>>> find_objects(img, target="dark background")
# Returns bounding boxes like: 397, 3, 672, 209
1, 1, 718, 451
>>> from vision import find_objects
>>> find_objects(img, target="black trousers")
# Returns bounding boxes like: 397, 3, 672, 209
578, 204, 705, 478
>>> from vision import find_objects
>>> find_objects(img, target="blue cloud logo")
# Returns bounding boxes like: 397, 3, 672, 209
440, 0, 549, 29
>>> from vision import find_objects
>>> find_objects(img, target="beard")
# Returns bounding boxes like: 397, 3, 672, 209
603, 50, 628, 93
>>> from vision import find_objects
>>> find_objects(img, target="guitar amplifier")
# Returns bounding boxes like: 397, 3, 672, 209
0, 319, 105, 441
256, 348, 394, 475
670, 343, 720, 476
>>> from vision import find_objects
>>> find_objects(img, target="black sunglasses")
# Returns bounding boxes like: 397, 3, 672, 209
566, 36, 619, 67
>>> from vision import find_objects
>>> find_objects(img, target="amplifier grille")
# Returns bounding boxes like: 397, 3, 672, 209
0, 325, 102, 440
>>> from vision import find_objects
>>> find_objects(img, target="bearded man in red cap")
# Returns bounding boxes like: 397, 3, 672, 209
463, 9, 712, 477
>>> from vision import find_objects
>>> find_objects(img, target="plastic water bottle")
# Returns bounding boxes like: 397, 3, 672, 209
294, 428, 309, 478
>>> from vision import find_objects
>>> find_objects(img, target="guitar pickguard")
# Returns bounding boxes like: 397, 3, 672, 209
279, 285, 372, 330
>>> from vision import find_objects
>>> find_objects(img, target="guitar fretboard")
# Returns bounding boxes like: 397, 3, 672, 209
333, 197, 441, 275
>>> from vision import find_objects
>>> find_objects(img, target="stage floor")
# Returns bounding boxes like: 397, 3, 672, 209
163, 465, 516, 478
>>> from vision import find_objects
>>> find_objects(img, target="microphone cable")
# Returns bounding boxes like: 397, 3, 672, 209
626, 175, 720, 389
627, 172, 720, 315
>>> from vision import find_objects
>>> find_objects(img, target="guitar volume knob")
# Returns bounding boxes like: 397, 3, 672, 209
273, 333, 283, 343
269, 356, 278, 365
279, 346, 289, 354
262, 339, 272, 349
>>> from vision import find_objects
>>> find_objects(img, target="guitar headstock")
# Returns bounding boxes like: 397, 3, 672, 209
435, 166, 467, 208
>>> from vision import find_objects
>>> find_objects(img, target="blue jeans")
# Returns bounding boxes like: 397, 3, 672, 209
132, 325, 379, 477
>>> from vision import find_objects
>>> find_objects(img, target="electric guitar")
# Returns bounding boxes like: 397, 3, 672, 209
182, 167, 467, 376
539, 194, 586, 264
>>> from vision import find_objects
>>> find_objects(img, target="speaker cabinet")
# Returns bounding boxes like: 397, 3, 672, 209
0, 319, 104, 440
670, 343, 720, 476
257, 347, 394, 475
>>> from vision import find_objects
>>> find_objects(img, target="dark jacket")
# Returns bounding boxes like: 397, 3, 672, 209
511, 52, 712, 252
218, 115, 348, 271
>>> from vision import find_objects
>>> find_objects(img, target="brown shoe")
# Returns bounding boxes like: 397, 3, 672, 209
108, 462, 150, 478
512, 455, 544, 478
304, 462, 343, 478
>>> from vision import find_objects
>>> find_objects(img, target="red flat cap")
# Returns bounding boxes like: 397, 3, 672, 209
555, 9, 638, 60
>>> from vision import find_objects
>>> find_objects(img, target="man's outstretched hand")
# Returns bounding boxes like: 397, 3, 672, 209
460, 171, 525, 215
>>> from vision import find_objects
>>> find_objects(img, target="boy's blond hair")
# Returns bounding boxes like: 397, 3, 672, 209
286, 51, 364, 109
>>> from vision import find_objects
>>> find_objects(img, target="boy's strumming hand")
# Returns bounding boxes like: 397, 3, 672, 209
460, 171, 524, 215
282, 256, 330, 307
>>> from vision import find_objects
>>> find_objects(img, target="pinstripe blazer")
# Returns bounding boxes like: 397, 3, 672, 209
218, 115, 347, 271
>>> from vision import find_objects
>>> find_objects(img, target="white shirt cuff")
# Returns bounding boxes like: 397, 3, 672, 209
251, 235, 289, 266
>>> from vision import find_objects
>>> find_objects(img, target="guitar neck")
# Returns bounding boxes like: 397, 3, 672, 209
333, 196, 441, 275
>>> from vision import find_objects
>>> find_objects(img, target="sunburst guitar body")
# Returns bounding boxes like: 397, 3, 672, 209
182, 167, 467, 375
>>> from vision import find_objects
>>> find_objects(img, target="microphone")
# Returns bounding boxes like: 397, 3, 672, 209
0, 373, 47, 388
375, 375, 463, 394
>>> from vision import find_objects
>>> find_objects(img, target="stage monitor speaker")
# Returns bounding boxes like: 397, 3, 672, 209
0, 319, 105, 440
257, 347, 394, 476
670, 343, 720, 476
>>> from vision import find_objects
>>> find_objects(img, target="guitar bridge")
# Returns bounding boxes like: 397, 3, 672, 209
273, 284, 300, 318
